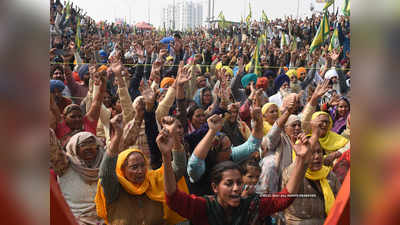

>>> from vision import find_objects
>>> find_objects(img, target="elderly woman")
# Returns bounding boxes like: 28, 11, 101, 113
49, 129, 105, 225
256, 94, 301, 194
51, 65, 106, 146
163, 126, 319, 225
95, 114, 188, 225
261, 102, 281, 136
301, 80, 350, 167
282, 135, 340, 225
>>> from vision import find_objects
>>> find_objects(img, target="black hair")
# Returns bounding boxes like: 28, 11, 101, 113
50, 65, 64, 77
187, 104, 202, 121
241, 159, 261, 175
210, 161, 243, 185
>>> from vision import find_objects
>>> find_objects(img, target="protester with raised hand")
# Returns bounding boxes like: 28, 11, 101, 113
53, 64, 106, 146
95, 115, 188, 225
164, 121, 317, 225
282, 118, 341, 225
187, 103, 264, 196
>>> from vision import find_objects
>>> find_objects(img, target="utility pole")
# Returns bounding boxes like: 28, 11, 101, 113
148, 0, 150, 24
297, 0, 300, 19
212, 0, 214, 21
208, 0, 211, 26
173, 0, 175, 30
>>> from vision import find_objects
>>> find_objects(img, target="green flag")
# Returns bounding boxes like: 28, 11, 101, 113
246, 3, 252, 25
65, 1, 71, 20
262, 10, 269, 24
280, 31, 288, 49
323, 0, 334, 11
218, 11, 226, 28
309, 11, 330, 53
328, 26, 340, 51
75, 16, 81, 52
342, 0, 350, 16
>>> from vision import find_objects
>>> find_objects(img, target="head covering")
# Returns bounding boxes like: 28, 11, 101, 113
193, 87, 213, 109
97, 65, 108, 73
215, 61, 223, 70
325, 69, 339, 80
222, 66, 233, 76
166, 56, 174, 61
160, 77, 175, 88
296, 67, 307, 79
63, 104, 82, 115
65, 132, 104, 183
283, 66, 289, 72
286, 69, 297, 79
285, 114, 300, 127
160, 36, 174, 44
261, 103, 280, 135
274, 73, 290, 91
99, 50, 107, 57
331, 97, 350, 134
311, 111, 349, 152
95, 148, 188, 225
78, 64, 89, 80
292, 151, 335, 215
50, 79, 65, 93
256, 77, 269, 89
241, 73, 258, 88
263, 69, 275, 79
72, 71, 82, 82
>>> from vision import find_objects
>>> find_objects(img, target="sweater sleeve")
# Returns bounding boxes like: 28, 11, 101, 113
187, 154, 206, 183
266, 122, 283, 152
118, 85, 134, 126
155, 87, 176, 125
258, 188, 295, 218
301, 103, 316, 134
99, 153, 121, 205
165, 189, 208, 224
230, 135, 262, 163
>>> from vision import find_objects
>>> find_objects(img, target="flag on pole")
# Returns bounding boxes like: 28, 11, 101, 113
246, 3, 252, 25
254, 38, 261, 76
262, 10, 269, 24
280, 31, 288, 49
309, 11, 330, 53
328, 26, 340, 51
75, 16, 81, 52
218, 11, 226, 28
342, 0, 350, 16
65, 1, 71, 20
323, 0, 334, 11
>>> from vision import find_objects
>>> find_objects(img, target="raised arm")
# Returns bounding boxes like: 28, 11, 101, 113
187, 114, 223, 182
111, 62, 134, 125
49, 128, 69, 176
175, 61, 192, 134
86, 68, 106, 123
301, 79, 330, 133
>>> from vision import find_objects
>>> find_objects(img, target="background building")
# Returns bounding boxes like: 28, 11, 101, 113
161, 0, 204, 30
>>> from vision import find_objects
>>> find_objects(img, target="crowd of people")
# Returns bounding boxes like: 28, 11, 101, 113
49, 0, 351, 224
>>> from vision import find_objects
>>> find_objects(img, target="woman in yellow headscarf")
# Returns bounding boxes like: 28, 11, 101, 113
261, 103, 281, 135
310, 111, 349, 166
285, 137, 340, 225
95, 116, 188, 225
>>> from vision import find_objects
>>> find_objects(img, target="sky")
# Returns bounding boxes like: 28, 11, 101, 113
67, 0, 345, 28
